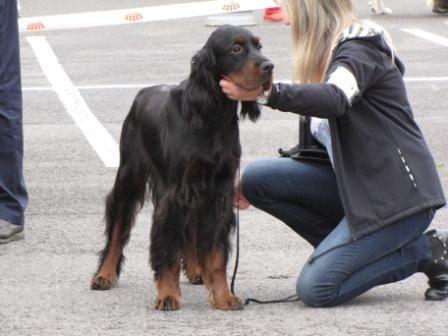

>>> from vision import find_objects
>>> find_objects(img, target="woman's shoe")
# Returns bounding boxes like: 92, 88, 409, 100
424, 229, 448, 300
0, 220, 24, 244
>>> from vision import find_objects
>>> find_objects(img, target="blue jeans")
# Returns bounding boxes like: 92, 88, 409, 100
0, 0, 28, 225
241, 158, 433, 307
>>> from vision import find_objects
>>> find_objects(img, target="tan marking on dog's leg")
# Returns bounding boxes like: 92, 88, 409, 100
155, 263, 182, 311
183, 242, 203, 284
91, 223, 122, 290
202, 248, 243, 310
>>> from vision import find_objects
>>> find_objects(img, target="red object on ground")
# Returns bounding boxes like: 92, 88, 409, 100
263, 7, 286, 22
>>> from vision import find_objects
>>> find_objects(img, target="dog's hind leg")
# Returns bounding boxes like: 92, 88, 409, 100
182, 238, 203, 285
91, 157, 148, 290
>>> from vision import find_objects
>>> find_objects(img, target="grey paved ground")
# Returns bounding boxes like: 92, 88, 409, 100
1, 1, 447, 335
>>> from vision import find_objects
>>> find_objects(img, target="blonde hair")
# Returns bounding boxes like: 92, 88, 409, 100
283, 0, 355, 83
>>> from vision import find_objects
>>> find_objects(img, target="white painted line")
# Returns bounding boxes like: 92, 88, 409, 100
402, 28, 448, 47
76, 84, 160, 90
27, 36, 119, 168
19, 0, 277, 32
23, 84, 154, 91
21, 76, 448, 92
23, 86, 53, 91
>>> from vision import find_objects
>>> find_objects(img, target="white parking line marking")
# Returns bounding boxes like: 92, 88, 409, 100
19, 0, 277, 32
402, 28, 448, 47
21, 76, 448, 92
23, 86, 53, 91
27, 36, 119, 168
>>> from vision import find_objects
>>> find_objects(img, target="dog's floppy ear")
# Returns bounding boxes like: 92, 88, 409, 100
182, 47, 220, 127
240, 101, 261, 122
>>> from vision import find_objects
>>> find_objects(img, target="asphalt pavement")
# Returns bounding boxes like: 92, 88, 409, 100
1, 1, 448, 335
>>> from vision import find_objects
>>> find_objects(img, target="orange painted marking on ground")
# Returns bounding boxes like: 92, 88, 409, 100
27, 22, 45, 31
125, 13, 143, 21
222, 1, 241, 11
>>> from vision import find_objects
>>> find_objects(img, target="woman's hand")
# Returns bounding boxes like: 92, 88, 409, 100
233, 179, 250, 209
219, 77, 268, 102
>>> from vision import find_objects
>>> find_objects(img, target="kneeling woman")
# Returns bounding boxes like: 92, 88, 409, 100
220, 0, 447, 306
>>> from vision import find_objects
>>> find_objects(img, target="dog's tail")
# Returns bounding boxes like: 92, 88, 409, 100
109, 97, 149, 221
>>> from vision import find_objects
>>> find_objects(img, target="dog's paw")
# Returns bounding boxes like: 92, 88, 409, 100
186, 273, 203, 285
155, 295, 181, 311
90, 273, 117, 290
182, 255, 204, 285
210, 293, 244, 310
222, 295, 244, 310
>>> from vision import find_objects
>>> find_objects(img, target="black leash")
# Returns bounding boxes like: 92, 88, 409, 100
230, 165, 301, 306
229, 168, 241, 296
245, 294, 301, 305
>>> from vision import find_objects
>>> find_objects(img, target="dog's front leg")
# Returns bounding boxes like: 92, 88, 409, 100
155, 263, 182, 311
202, 248, 244, 310
150, 197, 183, 310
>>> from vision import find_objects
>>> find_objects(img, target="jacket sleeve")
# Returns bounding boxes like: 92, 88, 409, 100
266, 82, 350, 118
266, 40, 380, 118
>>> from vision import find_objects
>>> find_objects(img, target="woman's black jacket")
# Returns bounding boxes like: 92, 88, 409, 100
266, 33, 446, 239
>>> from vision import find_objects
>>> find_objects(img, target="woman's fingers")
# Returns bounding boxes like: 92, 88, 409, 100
219, 79, 238, 100
219, 79, 262, 101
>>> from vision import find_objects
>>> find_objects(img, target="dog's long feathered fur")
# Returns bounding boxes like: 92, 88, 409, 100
91, 25, 273, 311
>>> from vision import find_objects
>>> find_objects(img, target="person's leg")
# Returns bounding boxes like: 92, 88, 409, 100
297, 209, 434, 307
240, 158, 343, 247
0, 0, 28, 241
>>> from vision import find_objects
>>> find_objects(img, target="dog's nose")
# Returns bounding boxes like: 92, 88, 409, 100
260, 61, 274, 73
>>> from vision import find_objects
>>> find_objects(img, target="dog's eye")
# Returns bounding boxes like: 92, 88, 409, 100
257, 44, 263, 50
231, 44, 243, 54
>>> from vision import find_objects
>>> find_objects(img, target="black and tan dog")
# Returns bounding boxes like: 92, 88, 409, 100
91, 25, 273, 311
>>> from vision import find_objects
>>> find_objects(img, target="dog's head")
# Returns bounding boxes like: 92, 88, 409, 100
183, 25, 273, 125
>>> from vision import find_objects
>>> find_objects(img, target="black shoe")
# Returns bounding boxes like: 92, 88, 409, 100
424, 229, 448, 300
432, 0, 448, 13
0, 220, 24, 244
